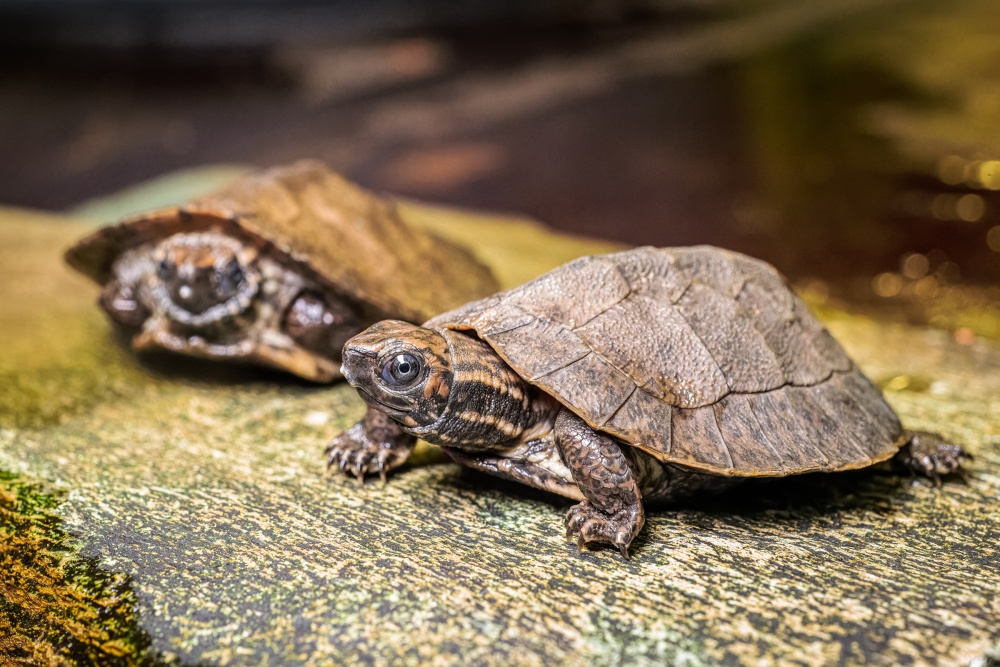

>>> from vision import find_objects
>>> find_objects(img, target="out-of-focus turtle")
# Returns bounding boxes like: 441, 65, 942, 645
65, 160, 498, 381
329, 246, 969, 557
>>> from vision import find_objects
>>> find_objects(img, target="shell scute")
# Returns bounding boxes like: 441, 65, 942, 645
821, 369, 902, 448
745, 387, 838, 473
670, 245, 745, 298
606, 388, 673, 458
674, 283, 786, 393
484, 319, 591, 381
669, 406, 734, 473
729, 251, 788, 295
539, 353, 636, 426
611, 247, 690, 302
811, 326, 853, 372
504, 255, 631, 328
711, 394, 787, 474
735, 279, 833, 385
574, 293, 728, 407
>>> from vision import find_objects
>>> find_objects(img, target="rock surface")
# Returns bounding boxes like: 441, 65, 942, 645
1, 187, 998, 666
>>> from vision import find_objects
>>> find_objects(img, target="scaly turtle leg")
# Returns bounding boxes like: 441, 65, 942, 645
555, 410, 644, 559
895, 430, 971, 485
325, 408, 415, 482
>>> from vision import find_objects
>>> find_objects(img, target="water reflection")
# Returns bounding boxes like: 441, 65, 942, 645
729, 0, 1000, 336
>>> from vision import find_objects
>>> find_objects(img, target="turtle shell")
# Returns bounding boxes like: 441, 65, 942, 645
65, 160, 498, 323
427, 246, 903, 477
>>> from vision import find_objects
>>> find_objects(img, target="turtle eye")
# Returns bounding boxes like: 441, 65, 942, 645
380, 353, 422, 387
156, 258, 174, 280
215, 259, 245, 295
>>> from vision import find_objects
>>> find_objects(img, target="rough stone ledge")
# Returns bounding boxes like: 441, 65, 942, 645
1, 199, 998, 666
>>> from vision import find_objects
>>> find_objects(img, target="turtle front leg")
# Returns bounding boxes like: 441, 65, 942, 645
896, 430, 971, 485
555, 410, 645, 559
325, 407, 415, 482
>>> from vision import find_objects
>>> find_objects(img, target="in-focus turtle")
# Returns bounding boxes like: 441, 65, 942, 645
65, 160, 498, 381
328, 246, 969, 557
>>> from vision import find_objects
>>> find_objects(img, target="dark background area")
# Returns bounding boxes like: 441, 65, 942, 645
1, 0, 998, 328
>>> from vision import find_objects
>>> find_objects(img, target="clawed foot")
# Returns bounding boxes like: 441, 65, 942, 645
565, 501, 643, 559
324, 410, 414, 483
902, 431, 972, 486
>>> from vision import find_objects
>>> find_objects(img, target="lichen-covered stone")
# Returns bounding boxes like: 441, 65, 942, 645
0, 472, 157, 667
0, 199, 997, 666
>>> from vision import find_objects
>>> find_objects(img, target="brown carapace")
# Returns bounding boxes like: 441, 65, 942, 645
65, 160, 498, 381
329, 246, 969, 558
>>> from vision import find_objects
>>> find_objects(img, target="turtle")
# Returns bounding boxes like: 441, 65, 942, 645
65, 160, 499, 381
327, 245, 969, 557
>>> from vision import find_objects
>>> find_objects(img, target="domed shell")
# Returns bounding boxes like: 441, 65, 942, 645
65, 160, 498, 323
427, 246, 904, 477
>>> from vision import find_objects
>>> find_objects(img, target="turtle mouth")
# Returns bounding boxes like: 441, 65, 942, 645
146, 278, 259, 327
355, 387, 413, 417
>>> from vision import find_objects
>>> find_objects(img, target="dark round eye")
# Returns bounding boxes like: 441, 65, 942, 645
380, 353, 422, 387
157, 258, 173, 279
216, 260, 245, 294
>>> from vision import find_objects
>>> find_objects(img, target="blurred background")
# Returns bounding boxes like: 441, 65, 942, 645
1, 0, 998, 337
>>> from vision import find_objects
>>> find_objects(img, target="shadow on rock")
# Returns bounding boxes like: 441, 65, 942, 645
448, 462, 966, 547
109, 326, 324, 388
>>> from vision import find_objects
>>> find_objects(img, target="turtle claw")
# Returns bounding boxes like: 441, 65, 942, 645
902, 431, 971, 484
324, 418, 412, 483
564, 501, 641, 560
336, 449, 353, 474
375, 449, 394, 484
324, 409, 416, 484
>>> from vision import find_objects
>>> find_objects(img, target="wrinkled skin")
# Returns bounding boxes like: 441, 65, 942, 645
100, 231, 362, 381
330, 320, 971, 559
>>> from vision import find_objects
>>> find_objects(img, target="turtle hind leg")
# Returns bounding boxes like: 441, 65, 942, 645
895, 430, 971, 485
555, 410, 645, 559
325, 407, 415, 483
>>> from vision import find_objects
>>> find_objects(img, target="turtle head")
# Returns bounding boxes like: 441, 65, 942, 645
342, 321, 540, 448
147, 232, 260, 326
341, 320, 454, 429
97, 229, 362, 382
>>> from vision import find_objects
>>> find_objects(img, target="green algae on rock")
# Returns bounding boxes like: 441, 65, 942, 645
0, 471, 160, 667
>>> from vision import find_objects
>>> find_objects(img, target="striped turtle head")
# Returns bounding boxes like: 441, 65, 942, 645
341, 320, 454, 429
342, 321, 541, 449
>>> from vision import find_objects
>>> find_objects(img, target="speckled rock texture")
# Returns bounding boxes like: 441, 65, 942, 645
1, 187, 997, 666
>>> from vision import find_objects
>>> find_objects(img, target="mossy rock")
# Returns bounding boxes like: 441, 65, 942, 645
1, 180, 998, 666
0, 472, 157, 666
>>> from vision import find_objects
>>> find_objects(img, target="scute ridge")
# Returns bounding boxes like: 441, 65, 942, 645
710, 407, 737, 471
743, 398, 788, 473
